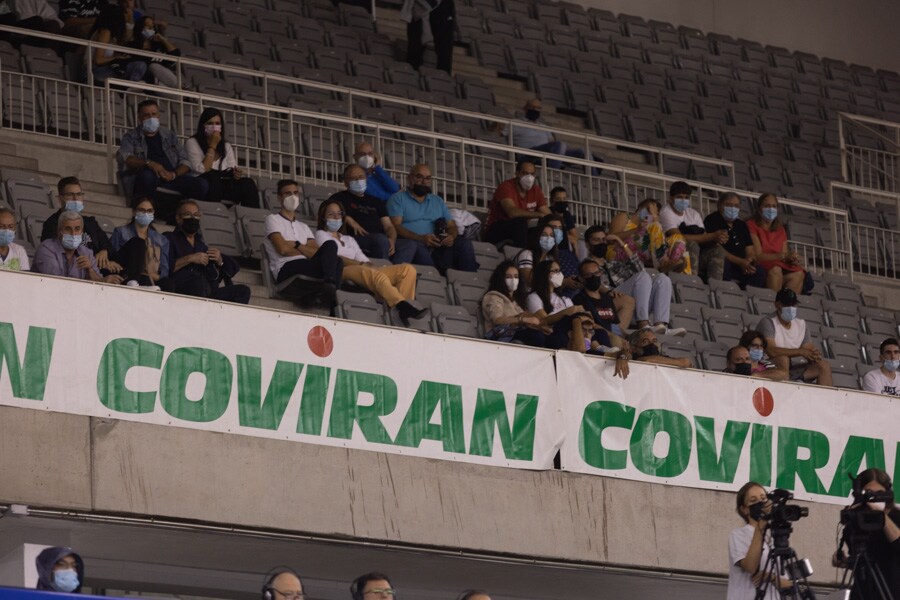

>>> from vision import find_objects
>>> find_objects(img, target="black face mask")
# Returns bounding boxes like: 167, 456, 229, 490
733, 363, 753, 376
591, 243, 608, 258
552, 201, 569, 213
583, 275, 603, 292
525, 109, 541, 121
640, 344, 660, 357
411, 184, 431, 197
180, 218, 200, 235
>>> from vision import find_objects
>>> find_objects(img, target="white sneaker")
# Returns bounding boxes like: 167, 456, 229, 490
663, 327, 687, 337
598, 345, 621, 354
140, 285, 161, 291
126, 280, 140, 287
649, 323, 668, 334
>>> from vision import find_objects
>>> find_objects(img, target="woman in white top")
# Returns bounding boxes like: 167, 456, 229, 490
184, 107, 260, 207
316, 200, 426, 325
727, 482, 788, 600
0, 207, 30, 272
525, 259, 592, 349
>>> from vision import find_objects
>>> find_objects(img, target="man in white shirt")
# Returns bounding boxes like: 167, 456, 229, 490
659, 181, 728, 279
756, 288, 832, 386
863, 337, 900, 396
0, 207, 30, 272
263, 179, 343, 308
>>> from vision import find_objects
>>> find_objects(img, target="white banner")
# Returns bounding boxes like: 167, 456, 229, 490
557, 351, 900, 505
0, 271, 563, 469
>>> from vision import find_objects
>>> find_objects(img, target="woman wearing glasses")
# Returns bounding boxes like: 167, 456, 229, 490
109, 197, 171, 290
316, 200, 425, 325
738, 330, 788, 381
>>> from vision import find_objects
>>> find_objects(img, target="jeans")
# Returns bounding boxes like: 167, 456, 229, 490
615, 271, 673, 325
406, 236, 478, 275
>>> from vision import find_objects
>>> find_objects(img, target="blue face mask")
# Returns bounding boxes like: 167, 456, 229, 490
134, 212, 154, 227
539, 235, 555, 252
723, 206, 740, 221
779, 306, 797, 322
762, 207, 778, 222
673, 198, 690, 212
142, 117, 160, 134
52, 569, 79, 593
348, 179, 367, 195
61, 234, 83, 250
553, 228, 564, 245
65, 200, 84, 213
638, 208, 651, 222
0, 229, 15, 246
884, 359, 900, 373
749, 348, 764, 362
326, 219, 343, 232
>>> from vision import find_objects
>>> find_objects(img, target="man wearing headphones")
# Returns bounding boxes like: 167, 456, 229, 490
262, 567, 305, 600
350, 572, 395, 599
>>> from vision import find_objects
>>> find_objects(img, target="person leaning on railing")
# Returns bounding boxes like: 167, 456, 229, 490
87, 4, 146, 84
129, 14, 180, 88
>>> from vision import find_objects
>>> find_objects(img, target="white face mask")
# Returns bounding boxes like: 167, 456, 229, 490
358, 155, 375, 170
504, 276, 519, 292
549, 272, 564, 288
282, 194, 300, 212
519, 174, 536, 190
868, 501, 886, 512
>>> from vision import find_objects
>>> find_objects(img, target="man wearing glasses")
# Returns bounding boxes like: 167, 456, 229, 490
387, 164, 478, 275
350, 572, 396, 600
264, 570, 306, 600
41, 176, 121, 274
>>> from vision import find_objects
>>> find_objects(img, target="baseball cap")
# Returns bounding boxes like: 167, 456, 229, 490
775, 288, 799, 306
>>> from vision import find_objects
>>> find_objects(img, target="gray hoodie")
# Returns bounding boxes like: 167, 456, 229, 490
35, 546, 85, 593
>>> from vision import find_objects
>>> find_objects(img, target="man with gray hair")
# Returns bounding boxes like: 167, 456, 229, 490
33, 211, 122, 283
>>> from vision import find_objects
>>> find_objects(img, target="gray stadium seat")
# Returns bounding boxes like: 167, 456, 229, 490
335, 290, 388, 325
431, 302, 479, 338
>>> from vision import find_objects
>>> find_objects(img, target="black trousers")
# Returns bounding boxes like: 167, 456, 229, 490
485, 218, 530, 249
200, 171, 261, 207
112, 236, 172, 291
275, 239, 343, 284
407, 0, 455, 73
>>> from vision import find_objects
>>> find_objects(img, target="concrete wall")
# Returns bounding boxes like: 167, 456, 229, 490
0, 405, 845, 585
576, 0, 900, 75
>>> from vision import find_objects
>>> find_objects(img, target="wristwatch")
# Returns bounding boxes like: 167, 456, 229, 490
618, 353, 629, 360
293, 240, 301, 250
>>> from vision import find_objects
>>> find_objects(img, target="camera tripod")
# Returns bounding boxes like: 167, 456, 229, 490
838, 532, 895, 600
755, 522, 816, 600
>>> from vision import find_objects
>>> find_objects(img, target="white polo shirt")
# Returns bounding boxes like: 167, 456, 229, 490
264, 212, 314, 279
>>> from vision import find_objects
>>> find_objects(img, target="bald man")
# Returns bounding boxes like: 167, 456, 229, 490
265, 571, 304, 600
352, 141, 400, 202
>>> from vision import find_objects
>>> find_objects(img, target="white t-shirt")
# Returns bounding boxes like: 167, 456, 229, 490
525, 291, 572, 315
0, 243, 30, 271
727, 524, 779, 600
660, 204, 705, 233
314, 230, 369, 263
863, 368, 900, 396
264, 213, 314, 279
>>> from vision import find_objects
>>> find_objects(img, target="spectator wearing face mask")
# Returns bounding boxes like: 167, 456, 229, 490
747, 192, 806, 294
484, 160, 550, 248
756, 288, 832, 386
352, 141, 400, 202
130, 15, 180, 88
608, 198, 688, 274
480, 260, 547, 347
723, 345, 755, 376
703, 192, 765, 288
514, 214, 558, 289
628, 328, 692, 368
659, 181, 726, 279
863, 337, 900, 396
0, 207, 30, 271
569, 314, 630, 379
525, 259, 589, 349
506, 98, 591, 170
549, 186, 578, 249
572, 258, 633, 341
332, 164, 416, 264
35, 546, 85, 594
738, 330, 789, 381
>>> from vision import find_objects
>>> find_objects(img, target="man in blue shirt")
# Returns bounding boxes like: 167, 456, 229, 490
353, 141, 400, 202
388, 164, 478, 274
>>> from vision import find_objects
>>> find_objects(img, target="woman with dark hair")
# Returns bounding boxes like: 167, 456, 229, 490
525, 259, 591, 349
130, 15, 179, 88
738, 330, 788, 380
88, 3, 147, 84
184, 107, 260, 207
109, 196, 171, 290
514, 215, 559, 289
746, 192, 805, 294
480, 260, 547, 346
315, 199, 424, 325
841, 468, 900, 600
727, 481, 785, 600
608, 198, 688, 273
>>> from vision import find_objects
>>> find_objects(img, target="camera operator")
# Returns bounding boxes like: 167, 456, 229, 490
837, 468, 900, 600
728, 482, 792, 600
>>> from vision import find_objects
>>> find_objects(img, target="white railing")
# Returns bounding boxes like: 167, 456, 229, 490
839, 112, 900, 193
830, 181, 900, 278
0, 23, 736, 182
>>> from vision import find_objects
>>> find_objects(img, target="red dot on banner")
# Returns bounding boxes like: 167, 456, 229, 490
752, 387, 774, 417
307, 326, 334, 358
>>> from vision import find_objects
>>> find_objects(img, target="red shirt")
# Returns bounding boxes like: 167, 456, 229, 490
486, 178, 547, 229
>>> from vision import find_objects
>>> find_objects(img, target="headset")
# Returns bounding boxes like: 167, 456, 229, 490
261, 565, 303, 600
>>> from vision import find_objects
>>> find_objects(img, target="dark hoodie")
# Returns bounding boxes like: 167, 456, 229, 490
35, 546, 85, 593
